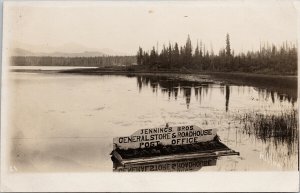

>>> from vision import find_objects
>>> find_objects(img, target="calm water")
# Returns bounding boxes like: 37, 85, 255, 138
7, 71, 298, 172
10, 66, 98, 71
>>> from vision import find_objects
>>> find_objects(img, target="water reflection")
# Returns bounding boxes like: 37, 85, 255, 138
136, 75, 296, 110
113, 157, 217, 172
137, 75, 221, 109
225, 85, 230, 112
256, 88, 296, 105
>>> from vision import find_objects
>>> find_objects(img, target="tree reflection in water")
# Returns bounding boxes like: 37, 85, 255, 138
137, 75, 217, 109
225, 85, 230, 112
136, 75, 297, 110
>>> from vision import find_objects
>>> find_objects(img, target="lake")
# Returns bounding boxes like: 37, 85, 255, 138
7, 70, 298, 172
9, 66, 99, 71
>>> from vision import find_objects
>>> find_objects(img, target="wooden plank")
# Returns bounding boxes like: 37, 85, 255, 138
120, 150, 239, 166
122, 152, 217, 165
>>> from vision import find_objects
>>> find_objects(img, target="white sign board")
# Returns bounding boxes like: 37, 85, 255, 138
113, 125, 217, 150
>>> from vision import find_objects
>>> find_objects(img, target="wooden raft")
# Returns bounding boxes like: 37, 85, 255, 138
111, 139, 239, 166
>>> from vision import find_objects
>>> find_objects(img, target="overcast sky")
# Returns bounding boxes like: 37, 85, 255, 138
4, 1, 298, 55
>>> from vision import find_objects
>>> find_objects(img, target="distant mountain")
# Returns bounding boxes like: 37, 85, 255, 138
98, 48, 127, 56
10, 42, 129, 57
12, 48, 36, 56
46, 51, 106, 57
11, 48, 115, 57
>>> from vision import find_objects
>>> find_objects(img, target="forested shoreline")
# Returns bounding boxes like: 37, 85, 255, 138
10, 34, 297, 75
137, 34, 297, 75
10, 55, 136, 67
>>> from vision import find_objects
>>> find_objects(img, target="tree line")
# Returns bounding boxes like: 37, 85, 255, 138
11, 56, 136, 67
136, 34, 297, 75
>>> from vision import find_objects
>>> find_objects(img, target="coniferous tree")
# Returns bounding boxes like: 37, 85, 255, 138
179, 46, 184, 68
133, 34, 297, 75
160, 45, 167, 68
150, 47, 157, 69
168, 43, 172, 69
185, 35, 193, 66
143, 51, 149, 66
137, 47, 143, 65
173, 43, 180, 68
226, 33, 231, 57
193, 42, 200, 67
199, 41, 203, 58
194, 42, 200, 57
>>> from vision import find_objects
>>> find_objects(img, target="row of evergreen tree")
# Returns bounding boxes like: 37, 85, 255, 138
11, 56, 136, 67
136, 34, 297, 74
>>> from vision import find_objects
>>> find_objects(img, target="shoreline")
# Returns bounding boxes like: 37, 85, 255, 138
59, 68, 298, 92
10, 67, 298, 79
10, 67, 297, 95
59, 67, 297, 77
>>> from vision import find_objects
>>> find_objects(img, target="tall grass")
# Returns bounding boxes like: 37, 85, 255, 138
241, 110, 298, 146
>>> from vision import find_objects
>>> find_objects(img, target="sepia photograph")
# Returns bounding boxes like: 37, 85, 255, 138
0, 0, 299, 191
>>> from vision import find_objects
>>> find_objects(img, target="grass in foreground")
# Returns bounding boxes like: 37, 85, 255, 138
241, 110, 298, 146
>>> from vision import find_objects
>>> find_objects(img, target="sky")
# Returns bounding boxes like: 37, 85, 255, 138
4, 1, 298, 55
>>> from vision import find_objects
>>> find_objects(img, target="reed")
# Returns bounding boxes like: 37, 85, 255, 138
241, 110, 298, 145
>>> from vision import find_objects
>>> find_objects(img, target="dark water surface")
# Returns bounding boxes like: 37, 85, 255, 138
8, 71, 298, 172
